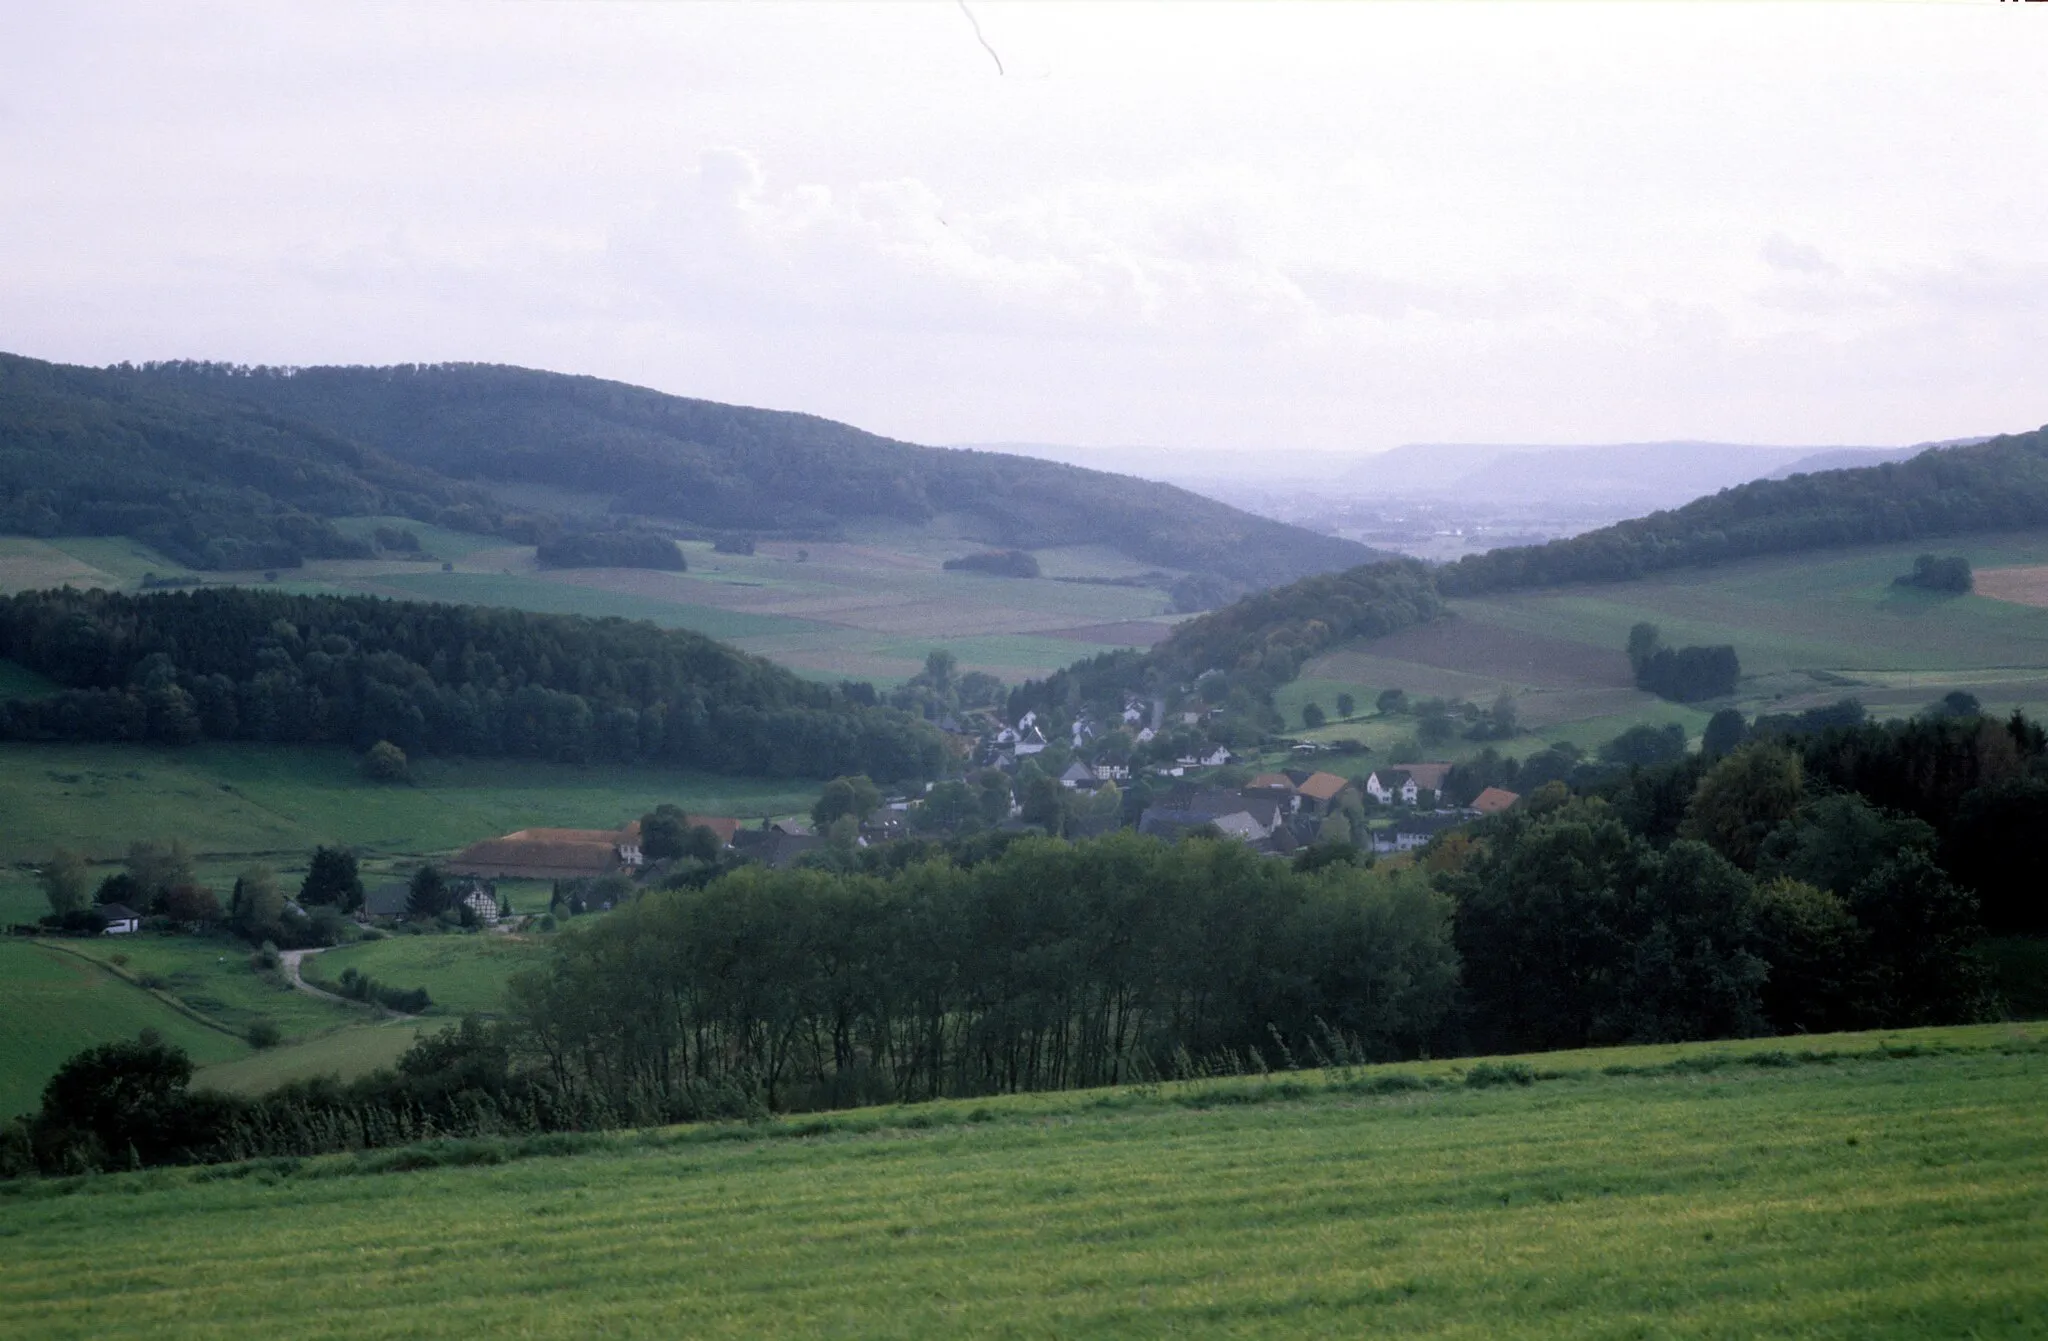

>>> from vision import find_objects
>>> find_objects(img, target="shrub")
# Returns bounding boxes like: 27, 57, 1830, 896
362, 740, 409, 782
942, 549, 1040, 578
1466, 1061, 1537, 1088
247, 1020, 283, 1049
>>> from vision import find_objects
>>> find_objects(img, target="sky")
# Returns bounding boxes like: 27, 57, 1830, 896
2, 2, 2045, 459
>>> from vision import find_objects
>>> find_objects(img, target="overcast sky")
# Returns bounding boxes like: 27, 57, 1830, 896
2, 2, 2044, 457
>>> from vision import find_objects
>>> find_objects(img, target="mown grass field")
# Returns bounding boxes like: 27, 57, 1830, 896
0, 1024, 2040, 1339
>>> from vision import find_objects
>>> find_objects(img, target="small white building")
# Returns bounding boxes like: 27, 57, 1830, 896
98, 903, 142, 935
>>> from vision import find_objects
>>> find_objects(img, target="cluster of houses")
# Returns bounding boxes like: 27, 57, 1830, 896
974, 702, 1233, 775
1136, 765, 1520, 857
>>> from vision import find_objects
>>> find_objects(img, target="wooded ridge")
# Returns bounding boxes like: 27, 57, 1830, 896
0, 353, 1382, 589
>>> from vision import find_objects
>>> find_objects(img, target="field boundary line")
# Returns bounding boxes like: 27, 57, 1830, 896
29, 939, 245, 1041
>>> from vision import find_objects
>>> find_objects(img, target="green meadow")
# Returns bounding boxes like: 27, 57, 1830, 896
0, 1024, 2040, 1339
301, 934, 550, 1017
1287, 531, 2048, 760
0, 742, 819, 866
0, 943, 244, 1119
0, 526, 1179, 685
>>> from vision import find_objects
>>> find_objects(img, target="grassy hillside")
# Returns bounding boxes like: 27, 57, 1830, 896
0, 1024, 2039, 1338
1275, 531, 2048, 759
0, 742, 819, 866
301, 935, 549, 1017
0, 943, 244, 1119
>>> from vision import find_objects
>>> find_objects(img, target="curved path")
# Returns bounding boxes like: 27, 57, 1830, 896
279, 946, 418, 1020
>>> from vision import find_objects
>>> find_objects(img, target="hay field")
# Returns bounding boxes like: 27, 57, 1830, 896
0, 1024, 2040, 1339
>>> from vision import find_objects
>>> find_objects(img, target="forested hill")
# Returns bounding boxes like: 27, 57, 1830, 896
1438, 424, 2048, 595
0, 587, 944, 780
0, 353, 488, 570
13, 356, 1378, 588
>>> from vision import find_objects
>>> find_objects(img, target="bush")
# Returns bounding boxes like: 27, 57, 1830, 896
247, 1019, 283, 1049
1894, 553, 1972, 593
1465, 1061, 1537, 1088
942, 549, 1040, 578
362, 740, 409, 782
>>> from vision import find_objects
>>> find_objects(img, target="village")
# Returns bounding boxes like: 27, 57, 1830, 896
422, 693, 1522, 915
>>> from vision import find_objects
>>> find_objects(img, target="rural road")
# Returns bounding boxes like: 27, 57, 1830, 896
278, 947, 348, 1004
278, 947, 419, 1020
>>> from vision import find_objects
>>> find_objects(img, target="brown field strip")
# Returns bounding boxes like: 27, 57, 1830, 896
1974, 566, 2048, 609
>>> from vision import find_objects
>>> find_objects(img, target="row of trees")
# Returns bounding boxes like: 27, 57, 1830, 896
535, 531, 687, 570
33, 839, 368, 947
0, 587, 944, 778
506, 834, 1457, 1116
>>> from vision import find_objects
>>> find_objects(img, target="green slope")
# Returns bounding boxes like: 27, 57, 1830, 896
0, 1025, 2040, 1338
0, 942, 244, 1119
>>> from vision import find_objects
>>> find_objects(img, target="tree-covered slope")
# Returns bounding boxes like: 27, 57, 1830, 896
0, 587, 943, 779
106, 359, 1383, 588
0, 353, 487, 570
1439, 424, 2048, 595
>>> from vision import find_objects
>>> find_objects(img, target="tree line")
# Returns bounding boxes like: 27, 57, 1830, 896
0, 587, 944, 779
8, 701, 2035, 1178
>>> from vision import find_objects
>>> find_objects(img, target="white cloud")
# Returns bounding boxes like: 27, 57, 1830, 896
0, 2, 2044, 453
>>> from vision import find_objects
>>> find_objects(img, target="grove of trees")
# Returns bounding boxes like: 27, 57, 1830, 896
0, 587, 944, 779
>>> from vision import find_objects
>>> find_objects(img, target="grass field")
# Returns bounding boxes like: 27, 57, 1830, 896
0, 942, 244, 1119
0, 742, 821, 866
0, 1023, 2040, 1338
190, 1020, 431, 1097
302, 934, 549, 1017
0, 527, 1185, 685
1287, 531, 2048, 761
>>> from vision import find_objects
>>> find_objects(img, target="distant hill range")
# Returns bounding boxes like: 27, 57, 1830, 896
1033, 421, 2048, 697
0, 354, 1380, 590
1345, 439, 1989, 517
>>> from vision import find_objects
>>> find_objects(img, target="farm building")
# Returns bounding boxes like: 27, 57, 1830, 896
1294, 771, 1352, 816
447, 824, 643, 881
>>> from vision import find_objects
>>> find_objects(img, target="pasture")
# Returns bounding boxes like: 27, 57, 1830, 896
302, 933, 549, 1017
0, 943, 243, 1119
0, 1023, 2041, 1338
0, 524, 1185, 685
0, 741, 818, 866
1293, 531, 2048, 758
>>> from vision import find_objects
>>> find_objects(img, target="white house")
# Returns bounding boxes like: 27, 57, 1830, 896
1364, 770, 1420, 806
1059, 761, 1097, 789
98, 903, 142, 935
457, 887, 502, 927
1093, 763, 1131, 782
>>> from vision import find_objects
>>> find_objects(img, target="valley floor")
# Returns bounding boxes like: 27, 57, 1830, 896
1, 1024, 2042, 1339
